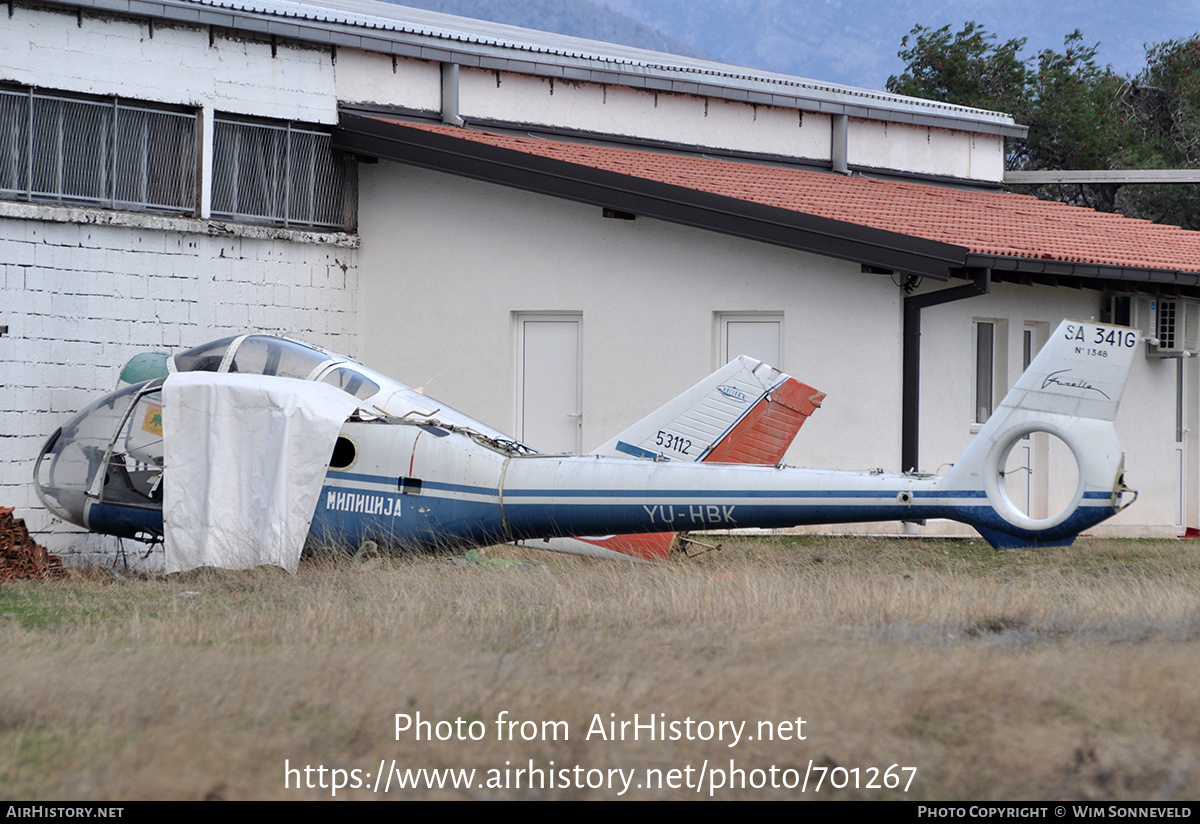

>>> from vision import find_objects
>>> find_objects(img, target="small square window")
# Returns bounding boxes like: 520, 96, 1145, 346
716, 313, 783, 369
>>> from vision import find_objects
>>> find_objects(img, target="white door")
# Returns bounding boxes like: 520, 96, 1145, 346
719, 314, 783, 368
516, 315, 582, 453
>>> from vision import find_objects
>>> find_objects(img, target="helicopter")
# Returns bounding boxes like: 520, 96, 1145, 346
34, 320, 1138, 572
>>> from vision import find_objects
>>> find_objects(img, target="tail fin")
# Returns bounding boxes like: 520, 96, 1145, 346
592, 356, 824, 465
536, 357, 824, 560
941, 320, 1140, 548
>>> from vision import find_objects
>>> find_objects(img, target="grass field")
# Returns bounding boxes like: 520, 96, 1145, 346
2, 536, 1199, 800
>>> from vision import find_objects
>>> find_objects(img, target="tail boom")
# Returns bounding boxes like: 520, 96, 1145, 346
502, 320, 1140, 551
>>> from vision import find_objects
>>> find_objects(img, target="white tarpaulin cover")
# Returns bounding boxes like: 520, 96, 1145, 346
162, 372, 359, 573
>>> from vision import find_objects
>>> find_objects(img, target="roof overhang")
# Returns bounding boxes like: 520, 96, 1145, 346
970, 254, 1200, 294
334, 112, 972, 280
335, 113, 1200, 296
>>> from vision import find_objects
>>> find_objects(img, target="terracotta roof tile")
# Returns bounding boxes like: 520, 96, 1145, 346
400, 122, 1200, 274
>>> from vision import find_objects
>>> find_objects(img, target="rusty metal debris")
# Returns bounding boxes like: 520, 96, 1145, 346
0, 507, 66, 582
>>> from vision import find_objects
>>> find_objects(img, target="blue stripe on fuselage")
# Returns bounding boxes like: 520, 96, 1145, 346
309, 484, 507, 551
313, 472, 1120, 552
327, 468, 1114, 504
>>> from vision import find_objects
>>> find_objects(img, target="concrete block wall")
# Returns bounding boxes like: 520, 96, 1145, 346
1, 4, 338, 124
1, 203, 359, 567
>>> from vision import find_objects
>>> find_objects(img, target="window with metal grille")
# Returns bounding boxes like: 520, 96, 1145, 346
211, 116, 354, 230
0, 87, 196, 213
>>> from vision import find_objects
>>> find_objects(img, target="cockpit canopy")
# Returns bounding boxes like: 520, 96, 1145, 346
34, 379, 166, 533
34, 334, 392, 537
172, 334, 381, 401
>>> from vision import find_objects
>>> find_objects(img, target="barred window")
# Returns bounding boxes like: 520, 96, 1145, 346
211, 116, 354, 230
0, 87, 196, 213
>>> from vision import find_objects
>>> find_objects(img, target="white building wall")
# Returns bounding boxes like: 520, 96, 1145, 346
1113, 350, 1188, 535
455, 68, 833, 161
848, 121, 1006, 182
334, 50, 443, 114
332, 44, 1007, 180
1, 5, 338, 123
356, 162, 903, 474
1, 203, 359, 564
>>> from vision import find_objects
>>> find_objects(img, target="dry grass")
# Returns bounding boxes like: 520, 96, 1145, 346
2, 536, 1200, 800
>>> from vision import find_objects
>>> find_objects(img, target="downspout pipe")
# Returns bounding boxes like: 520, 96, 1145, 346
441, 62, 464, 126
831, 114, 848, 174
901, 267, 990, 473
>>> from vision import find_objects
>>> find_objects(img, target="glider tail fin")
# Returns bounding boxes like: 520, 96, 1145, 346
592, 355, 824, 465
940, 320, 1140, 548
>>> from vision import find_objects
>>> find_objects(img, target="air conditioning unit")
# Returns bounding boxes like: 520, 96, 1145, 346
1154, 299, 1200, 357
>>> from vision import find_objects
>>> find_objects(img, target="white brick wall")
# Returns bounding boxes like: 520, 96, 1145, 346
1, 203, 360, 567
1, 5, 338, 124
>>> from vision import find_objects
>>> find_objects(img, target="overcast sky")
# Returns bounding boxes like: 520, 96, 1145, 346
598, 0, 1200, 89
